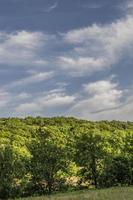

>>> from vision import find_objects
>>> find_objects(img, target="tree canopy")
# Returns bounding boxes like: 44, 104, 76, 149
0, 117, 133, 198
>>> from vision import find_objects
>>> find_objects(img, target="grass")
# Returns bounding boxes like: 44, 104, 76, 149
18, 187, 133, 200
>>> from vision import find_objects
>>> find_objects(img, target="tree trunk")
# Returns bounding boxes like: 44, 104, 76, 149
47, 180, 52, 194
91, 157, 98, 188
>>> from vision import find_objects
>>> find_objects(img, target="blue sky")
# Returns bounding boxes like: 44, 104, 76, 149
0, 0, 133, 120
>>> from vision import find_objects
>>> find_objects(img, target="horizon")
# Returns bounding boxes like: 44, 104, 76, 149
0, 0, 133, 121
0, 115, 132, 123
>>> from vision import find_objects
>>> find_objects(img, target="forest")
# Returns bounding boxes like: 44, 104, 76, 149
0, 117, 133, 199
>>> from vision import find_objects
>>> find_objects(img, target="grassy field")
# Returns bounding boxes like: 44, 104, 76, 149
19, 187, 133, 200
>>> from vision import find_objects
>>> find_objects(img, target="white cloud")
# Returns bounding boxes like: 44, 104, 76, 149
44, 2, 58, 13
3, 71, 54, 90
81, 2, 106, 9
17, 92, 31, 100
64, 17, 133, 45
118, 0, 133, 13
87, 95, 133, 121
15, 90, 76, 115
0, 90, 11, 107
6, 31, 44, 49
69, 79, 123, 119
0, 7, 133, 120
38, 93, 75, 107
83, 80, 119, 95
0, 31, 54, 66
1, 14, 133, 76
60, 15, 133, 75
125, 0, 133, 9
1, 78, 133, 121
16, 102, 39, 113
58, 56, 108, 75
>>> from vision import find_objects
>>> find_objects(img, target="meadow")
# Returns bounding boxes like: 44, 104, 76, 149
19, 187, 133, 200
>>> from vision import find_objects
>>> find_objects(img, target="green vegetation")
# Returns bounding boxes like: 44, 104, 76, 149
0, 117, 133, 198
19, 187, 133, 200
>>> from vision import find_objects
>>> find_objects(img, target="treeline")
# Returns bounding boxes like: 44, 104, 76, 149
0, 117, 133, 198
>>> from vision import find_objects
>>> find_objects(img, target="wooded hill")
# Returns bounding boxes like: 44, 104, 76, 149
0, 117, 133, 198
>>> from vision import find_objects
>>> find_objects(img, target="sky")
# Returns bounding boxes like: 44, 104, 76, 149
0, 0, 133, 121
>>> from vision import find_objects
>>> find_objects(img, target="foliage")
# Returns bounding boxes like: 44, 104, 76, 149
0, 117, 133, 198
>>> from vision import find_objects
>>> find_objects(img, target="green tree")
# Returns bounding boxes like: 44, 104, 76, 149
0, 145, 14, 198
75, 129, 106, 188
30, 126, 68, 194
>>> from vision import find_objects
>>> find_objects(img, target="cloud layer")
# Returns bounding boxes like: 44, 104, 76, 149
0, 2, 133, 120
61, 15, 133, 75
